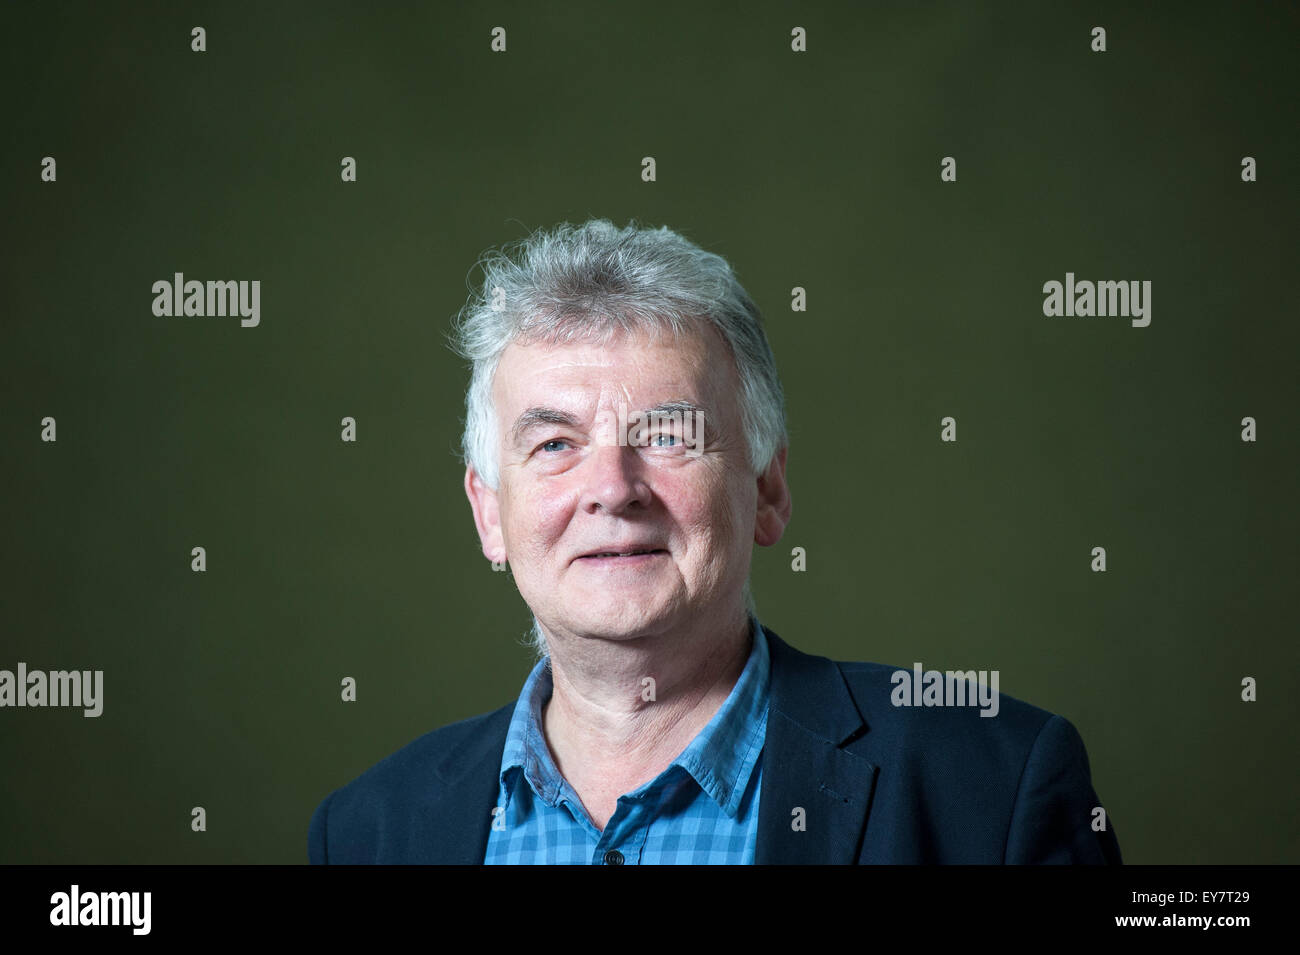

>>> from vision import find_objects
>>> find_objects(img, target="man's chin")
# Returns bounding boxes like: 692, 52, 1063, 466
549, 606, 675, 644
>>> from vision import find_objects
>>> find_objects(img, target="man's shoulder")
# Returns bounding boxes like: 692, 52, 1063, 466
765, 630, 1076, 777
338, 701, 514, 794
308, 701, 514, 864
764, 631, 1121, 863
832, 659, 1065, 765
838, 660, 1052, 729
766, 630, 1057, 741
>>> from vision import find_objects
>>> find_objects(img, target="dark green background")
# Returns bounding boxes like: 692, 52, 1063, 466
2, 1, 1296, 864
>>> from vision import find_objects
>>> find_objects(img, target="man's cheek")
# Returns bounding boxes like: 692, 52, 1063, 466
529, 495, 576, 534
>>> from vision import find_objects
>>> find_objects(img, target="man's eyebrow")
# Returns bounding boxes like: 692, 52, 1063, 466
642, 399, 707, 420
509, 407, 583, 445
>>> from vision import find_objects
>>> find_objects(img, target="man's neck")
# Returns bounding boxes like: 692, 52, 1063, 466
540, 609, 754, 828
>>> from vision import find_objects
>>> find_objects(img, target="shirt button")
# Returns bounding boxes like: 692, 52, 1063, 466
603, 849, 624, 866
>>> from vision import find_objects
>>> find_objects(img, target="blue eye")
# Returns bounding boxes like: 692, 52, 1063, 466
651, 433, 678, 447
540, 439, 569, 453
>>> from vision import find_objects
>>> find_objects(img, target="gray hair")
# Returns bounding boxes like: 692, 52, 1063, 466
448, 218, 787, 658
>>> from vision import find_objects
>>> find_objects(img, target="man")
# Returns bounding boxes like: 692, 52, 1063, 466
308, 219, 1122, 864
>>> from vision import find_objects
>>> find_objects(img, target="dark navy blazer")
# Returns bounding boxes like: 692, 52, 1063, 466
308, 626, 1122, 864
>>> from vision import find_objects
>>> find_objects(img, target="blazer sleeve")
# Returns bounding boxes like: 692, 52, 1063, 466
1003, 714, 1123, 864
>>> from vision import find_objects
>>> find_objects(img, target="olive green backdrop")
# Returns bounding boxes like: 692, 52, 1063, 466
2, 0, 1296, 864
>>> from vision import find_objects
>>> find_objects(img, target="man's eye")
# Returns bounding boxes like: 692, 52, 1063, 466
651, 432, 678, 447
539, 439, 570, 453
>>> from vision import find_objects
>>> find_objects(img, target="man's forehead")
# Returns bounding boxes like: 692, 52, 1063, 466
493, 328, 718, 404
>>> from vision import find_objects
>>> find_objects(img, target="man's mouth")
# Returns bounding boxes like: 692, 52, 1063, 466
576, 548, 667, 562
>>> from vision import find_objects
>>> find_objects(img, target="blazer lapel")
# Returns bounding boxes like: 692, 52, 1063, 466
421, 703, 513, 864
756, 628, 878, 864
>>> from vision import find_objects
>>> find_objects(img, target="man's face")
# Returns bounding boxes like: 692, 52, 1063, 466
465, 324, 787, 645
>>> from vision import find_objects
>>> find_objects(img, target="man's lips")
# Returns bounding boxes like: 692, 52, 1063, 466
573, 548, 668, 563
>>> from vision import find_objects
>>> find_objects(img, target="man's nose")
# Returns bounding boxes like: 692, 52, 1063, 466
580, 442, 652, 514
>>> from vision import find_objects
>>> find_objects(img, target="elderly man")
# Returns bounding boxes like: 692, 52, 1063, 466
308, 219, 1122, 865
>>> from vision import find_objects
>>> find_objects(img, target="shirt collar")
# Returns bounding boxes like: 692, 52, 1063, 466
498, 616, 770, 818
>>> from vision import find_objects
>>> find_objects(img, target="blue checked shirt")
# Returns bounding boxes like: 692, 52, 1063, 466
484, 618, 770, 864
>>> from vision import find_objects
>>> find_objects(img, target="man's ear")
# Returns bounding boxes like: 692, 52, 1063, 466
754, 445, 791, 547
465, 465, 506, 563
